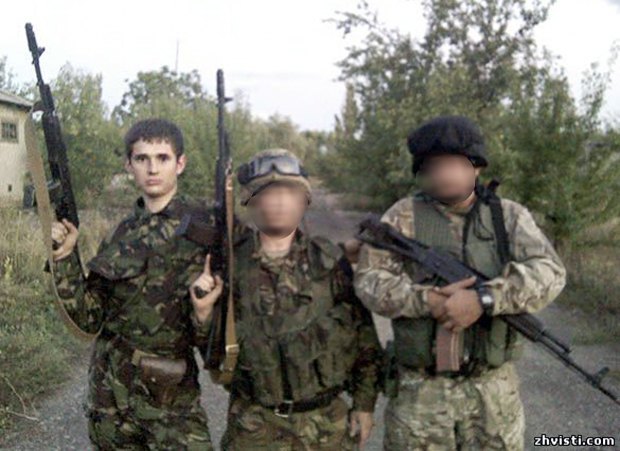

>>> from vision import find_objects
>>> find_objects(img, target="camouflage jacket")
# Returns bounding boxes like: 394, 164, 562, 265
53, 194, 214, 356
354, 192, 567, 319
231, 228, 382, 412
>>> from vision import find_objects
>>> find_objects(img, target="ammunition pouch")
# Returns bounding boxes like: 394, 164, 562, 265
137, 355, 187, 407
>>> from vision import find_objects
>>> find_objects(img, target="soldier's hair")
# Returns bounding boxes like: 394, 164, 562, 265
124, 118, 184, 159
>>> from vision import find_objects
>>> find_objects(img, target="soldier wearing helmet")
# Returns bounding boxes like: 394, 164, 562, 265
219, 149, 382, 450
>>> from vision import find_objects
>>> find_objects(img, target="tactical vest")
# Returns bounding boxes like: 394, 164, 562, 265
392, 193, 523, 371
233, 233, 359, 406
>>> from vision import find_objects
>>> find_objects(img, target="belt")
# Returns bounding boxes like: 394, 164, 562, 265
404, 363, 488, 379
98, 328, 190, 364
263, 387, 341, 418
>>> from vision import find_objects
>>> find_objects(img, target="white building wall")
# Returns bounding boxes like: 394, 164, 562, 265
0, 105, 29, 205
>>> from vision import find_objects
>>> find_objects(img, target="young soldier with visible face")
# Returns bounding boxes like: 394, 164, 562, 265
216, 149, 382, 450
354, 116, 567, 450
51, 118, 219, 450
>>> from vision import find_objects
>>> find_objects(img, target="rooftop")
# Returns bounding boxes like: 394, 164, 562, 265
0, 90, 33, 110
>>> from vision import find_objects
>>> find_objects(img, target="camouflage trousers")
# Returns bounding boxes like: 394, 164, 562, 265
85, 337, 213, 450
221, 394, 358, 450
384, 362, 525, 450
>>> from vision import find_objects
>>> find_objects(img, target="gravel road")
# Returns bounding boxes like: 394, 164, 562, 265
2, 189, 618, 450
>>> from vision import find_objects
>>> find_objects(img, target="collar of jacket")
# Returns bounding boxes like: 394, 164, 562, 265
132, 193, 188, 223
248, 227, 308, 260
416, 190, 477, 217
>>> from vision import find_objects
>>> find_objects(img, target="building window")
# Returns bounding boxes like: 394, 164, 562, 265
1, 121, 18, 142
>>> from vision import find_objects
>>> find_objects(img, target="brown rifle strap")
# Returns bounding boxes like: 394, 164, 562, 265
25, 114, 95, 341
210, 171, 238, 385
435, 325, 463, 372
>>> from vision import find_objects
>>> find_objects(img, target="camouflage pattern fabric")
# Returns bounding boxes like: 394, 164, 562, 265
53, 195, 214, 450
384, 363, 524, 450
354, 193, 566, 318
354, 192, 566, 450
221, 395, 357, 450
222, 228, 381, 448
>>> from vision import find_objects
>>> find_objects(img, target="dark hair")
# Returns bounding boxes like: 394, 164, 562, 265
124, 118, 184, 158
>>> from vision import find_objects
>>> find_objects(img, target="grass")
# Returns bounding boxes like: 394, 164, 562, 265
319, 179, 620, 345
0, 204, 125, 434
0, 180, 618, 433
558, 245, 620, 345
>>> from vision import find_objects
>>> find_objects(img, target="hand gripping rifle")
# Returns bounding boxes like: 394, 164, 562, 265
24, 23, 93, 340
356, 215, 619, 406
177, 70, 237, 384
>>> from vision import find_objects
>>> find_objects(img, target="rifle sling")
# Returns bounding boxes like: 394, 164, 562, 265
25, 114, 95, 341
210, 172, 238, 385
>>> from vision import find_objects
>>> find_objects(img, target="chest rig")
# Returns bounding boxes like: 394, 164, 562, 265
392, 185, 523, 374
233, 232, 359, 406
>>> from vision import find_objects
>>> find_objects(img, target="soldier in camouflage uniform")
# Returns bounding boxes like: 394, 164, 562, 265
218, 149, 382, 450
354, 116, 567, 450
50, 119, 220, 450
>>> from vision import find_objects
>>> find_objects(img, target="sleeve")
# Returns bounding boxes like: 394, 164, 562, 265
191, 218, 250, 355
354, 198, 433, 319
483, 200, 567, 315
184, 247, 214, 349
191, 309, 214, 349
52, 247, 109, 335
334, 258, 382, 413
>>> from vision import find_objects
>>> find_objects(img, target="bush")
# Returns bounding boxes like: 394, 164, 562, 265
0, 206, 121, 433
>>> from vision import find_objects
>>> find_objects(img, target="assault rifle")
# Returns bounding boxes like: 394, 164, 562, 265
357, 215, 619, 406
25, 23, 80, 230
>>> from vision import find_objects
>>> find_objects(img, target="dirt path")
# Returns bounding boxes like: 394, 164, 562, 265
2, 189, 619, 450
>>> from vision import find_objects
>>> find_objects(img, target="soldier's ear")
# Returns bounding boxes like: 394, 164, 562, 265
124, 158, 133, 174
176, 154, 187, 176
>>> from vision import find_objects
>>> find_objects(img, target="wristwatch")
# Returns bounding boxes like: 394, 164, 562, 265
476, 286, 495, 316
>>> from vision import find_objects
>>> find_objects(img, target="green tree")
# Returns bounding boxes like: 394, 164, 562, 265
502, 54, 620, 251
113, 68, 325, 200
113, 66, 217, 199
325, 0, 620, 249
48, 64, 121, 206
0, 56, 19, 94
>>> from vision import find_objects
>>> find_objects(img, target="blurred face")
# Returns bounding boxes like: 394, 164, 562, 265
125, 139, 186, 199
418, 154, 480, 204
248, 182, 308, 237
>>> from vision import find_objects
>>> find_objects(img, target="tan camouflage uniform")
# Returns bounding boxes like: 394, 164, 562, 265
354, 193, 566, 450
53, 195, 214, 450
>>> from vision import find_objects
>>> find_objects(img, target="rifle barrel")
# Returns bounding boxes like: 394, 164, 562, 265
357, 218, 620, 406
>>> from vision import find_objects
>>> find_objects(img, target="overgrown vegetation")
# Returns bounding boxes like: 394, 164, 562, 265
322, 0, 620, 248
0, 53, 331, 435
319, 0, 620, 339
0, 207, 125, 432
0, 0, 619, 435
2, 59, 330, 206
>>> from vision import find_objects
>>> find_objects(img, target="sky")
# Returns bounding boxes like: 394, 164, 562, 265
2, 0, 619, 131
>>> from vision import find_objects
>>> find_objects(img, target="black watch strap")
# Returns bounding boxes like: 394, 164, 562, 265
477, 286, 495, 315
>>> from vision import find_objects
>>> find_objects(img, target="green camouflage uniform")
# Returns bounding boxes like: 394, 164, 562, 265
354, 192, 566, 450
221, 228, 382, 450
53, 195, 214, 450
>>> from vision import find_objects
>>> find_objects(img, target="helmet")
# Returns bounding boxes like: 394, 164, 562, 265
237, 148, 311, 205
